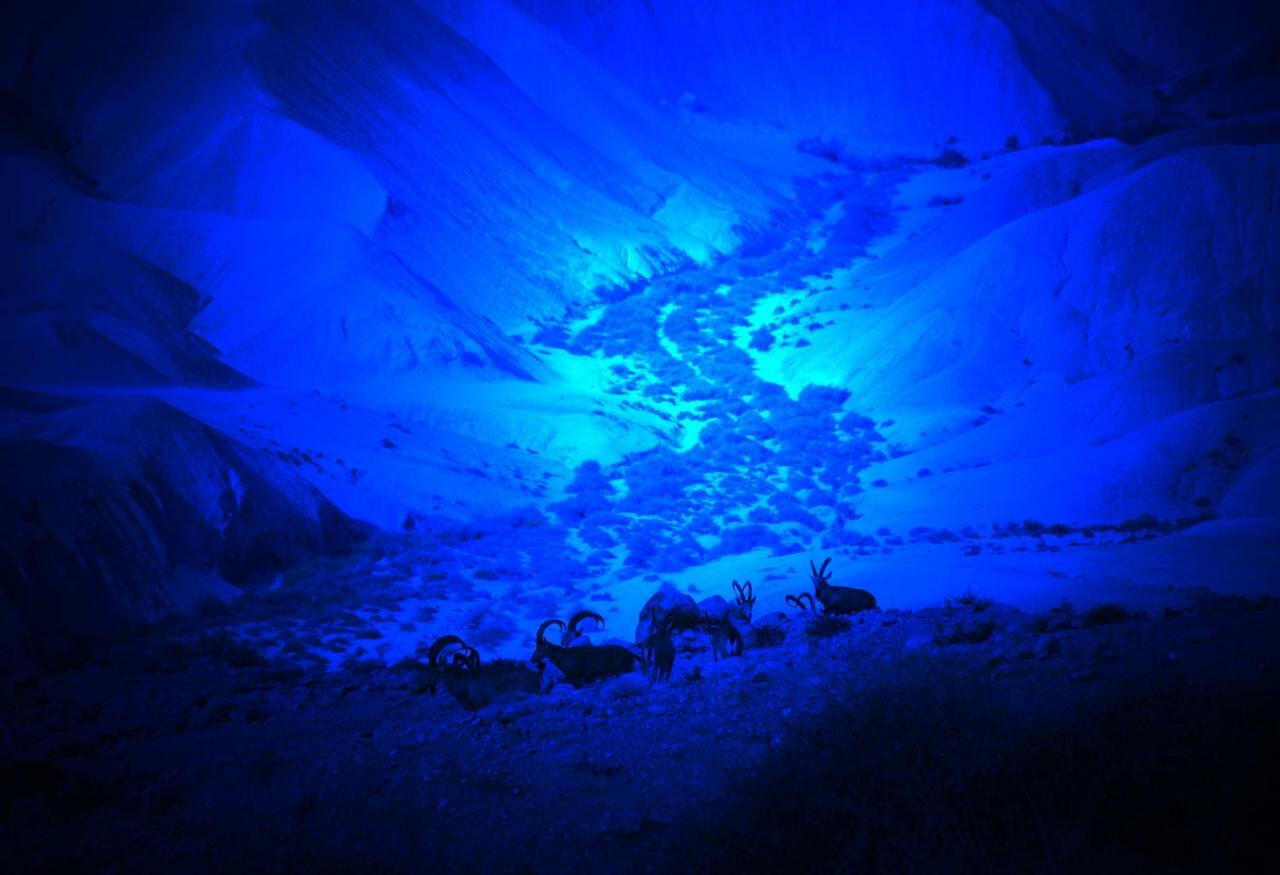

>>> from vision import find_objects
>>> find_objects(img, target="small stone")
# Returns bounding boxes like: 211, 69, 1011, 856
1070, 669, 1101, 683
1034, 637, 1061, 660
904, 633, 933, 652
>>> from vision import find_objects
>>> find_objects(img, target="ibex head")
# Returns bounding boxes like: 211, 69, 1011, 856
531, 618, 566, 665
426, 635, 473, 693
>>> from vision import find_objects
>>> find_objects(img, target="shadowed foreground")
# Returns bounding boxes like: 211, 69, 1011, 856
3, 586, 1276, 874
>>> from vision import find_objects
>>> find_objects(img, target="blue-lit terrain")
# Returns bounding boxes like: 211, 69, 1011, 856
3, 1, 1280, 871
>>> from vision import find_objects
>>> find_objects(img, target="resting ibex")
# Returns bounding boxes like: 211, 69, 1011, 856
532, 618, 642, 684
810, 557, 877, 614
426, 636, 542, 711
561, 609, 605, 647
785, 592, 818, 613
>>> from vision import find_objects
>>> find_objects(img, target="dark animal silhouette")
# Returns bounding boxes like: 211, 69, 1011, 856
532, 618, 642, 684
637, 607, 676, 682
709, 622, 743, 660
426, 635, 541, 710
810, 557, 877, 614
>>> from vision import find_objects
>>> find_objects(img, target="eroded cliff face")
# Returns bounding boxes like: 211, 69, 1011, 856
0, 390, 363, 664
0, 0, 1276, 654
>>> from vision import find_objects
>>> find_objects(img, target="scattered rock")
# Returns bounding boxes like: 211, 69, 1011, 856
1034, 637, 1061, 660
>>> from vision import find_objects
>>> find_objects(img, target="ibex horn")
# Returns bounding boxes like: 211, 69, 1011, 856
536, 619, 566, 647
427, 635, 468, 668
567, 609, 606, 635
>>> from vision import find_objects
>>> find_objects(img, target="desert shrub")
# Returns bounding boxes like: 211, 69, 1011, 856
753, 624, 787, 647
805, 488, 836, 508
1081, 603, 1138, 627
805, 615, 851, 639
531, 323, 570, 347
190, 631, 267, 668
749, 325, 776, 351
578, 525, 618, 548
775, 505, 823, 530
796, 135, 849, 164
933, 619, 996, 646
715, 524, 782, 557
934, 147, 969, 168
1117, 514, 1162, 533
945, 588, 993, 613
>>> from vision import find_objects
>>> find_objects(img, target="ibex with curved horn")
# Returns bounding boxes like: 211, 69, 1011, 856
532, 618, 642, 684
426, 636, 542, 711
810, 557, 877, 614
561, 609, 606, 647
785, 592, 818, 613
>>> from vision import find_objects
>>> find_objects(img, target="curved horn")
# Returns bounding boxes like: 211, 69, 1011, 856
744, 580, 754, 601
732, 580, 743, 601
427, 635, 468, 667
536, 619, 566, 647
567, 609, 606, 635
809, 559, 818, 577
819, 557, 832, 577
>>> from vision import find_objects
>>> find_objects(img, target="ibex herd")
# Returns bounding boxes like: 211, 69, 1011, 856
426, 557, 875, 710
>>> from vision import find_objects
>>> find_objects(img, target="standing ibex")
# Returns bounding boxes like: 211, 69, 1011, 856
426, 635, 542, 711
708, 622, 743, 660
532, 618, 642, 684
810, 557, 877, 614
636, 607, 676, 682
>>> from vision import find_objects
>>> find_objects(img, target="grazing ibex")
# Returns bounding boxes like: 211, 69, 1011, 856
810, 557, 877, 614
426, 636, 542, 711
561, 609, 605, 647
698, 580, 756, 626
636, 607, 675, 682
708, 621, 743, 660
785, 592, 818, 613
532, 618, 642, 684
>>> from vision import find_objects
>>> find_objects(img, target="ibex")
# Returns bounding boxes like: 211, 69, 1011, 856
699, 580, 756, 625
561, 609, 605, 647
636, 607, 675, 682
810, 557, 877, 614
785, 592, 818, 613
426, 635, 542, 711
708, 621, 743, 660
532, 618, 642, 684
